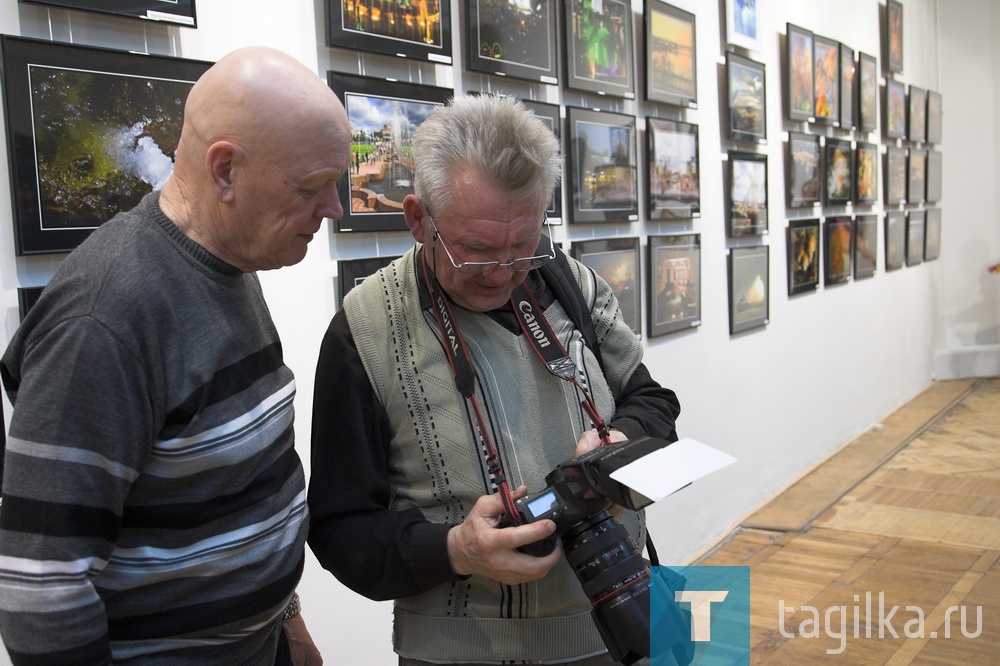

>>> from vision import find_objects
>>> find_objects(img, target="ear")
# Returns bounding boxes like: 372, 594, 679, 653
205, 141, 239, 203
403, 194, 428, 244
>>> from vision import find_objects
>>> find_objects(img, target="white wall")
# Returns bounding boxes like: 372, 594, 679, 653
0, 1, 995, 664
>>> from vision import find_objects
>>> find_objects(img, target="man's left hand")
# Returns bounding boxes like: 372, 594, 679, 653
282, 614, 323, 666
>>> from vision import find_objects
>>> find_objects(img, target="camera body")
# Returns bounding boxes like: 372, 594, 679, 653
503, 436, 672, 664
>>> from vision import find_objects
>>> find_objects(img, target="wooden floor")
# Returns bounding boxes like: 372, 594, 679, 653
696, 377, 1000, 664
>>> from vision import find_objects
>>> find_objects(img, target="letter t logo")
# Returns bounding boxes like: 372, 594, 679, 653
676, 590, 729, 641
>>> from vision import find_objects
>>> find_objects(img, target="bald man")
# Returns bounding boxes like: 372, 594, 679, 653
0, 47, 348, 664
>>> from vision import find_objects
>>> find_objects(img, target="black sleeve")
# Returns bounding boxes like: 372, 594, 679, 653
609, 362, 681, 444
307, 311, 460, 601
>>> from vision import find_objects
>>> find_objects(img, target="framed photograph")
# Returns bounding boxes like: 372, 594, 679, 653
786, 23, 814, 122
466, 0, 558, 84
786, 132, 821, 209
647, 233, 701, 337
337, 255, 400, 307
824, 138, 853, 205
327, 0, 452, 64
522, 99, 563, 219
328, 72, 450, 233
0, 35, 212, 256
566, 106, 638, 223
907, 148, 926, 205
571, 237, 641, 335
564, 0, 635, 99
813, 35, 839, 125
725, 52, 766, 143
839, 43, 856, 129
725, 0, 760, 51
786, 218, 820, 295
906, 210, 925, 266
885, 78, 907, 140
824, 216, 853, 285
908, 85, 927, 144
926, 150, 942, 203
858, 52, 878, 132
19, 0, 196, 26
646, 118, 700, 220
726, 152, 767, 237
17, 285, 45, 321
854, 142, 878, 205
644, 0, 697, 107
924, 208, 941, 261
886, 0, 903, 74
885, 211, 906, 271
885, 146, 907, 205
854, 214, 878, 279
926, 90, 943, 144
727, 244, 769, 335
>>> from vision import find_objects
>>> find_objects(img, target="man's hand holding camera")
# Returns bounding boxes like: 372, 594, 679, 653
447, 486, 562, 584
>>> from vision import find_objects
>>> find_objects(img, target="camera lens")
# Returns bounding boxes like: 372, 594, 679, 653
562, 511, 651, 664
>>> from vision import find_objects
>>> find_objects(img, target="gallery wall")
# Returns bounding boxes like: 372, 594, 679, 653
0, 0, 996, 664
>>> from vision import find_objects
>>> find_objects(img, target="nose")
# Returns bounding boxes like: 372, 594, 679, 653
317, 185, 343, 221
481, 262, 515, 283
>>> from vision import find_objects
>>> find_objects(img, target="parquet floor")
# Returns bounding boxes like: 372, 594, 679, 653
697, 378, 1000, 664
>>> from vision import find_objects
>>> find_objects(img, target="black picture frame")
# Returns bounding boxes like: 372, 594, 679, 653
908, 85, 927, 144
855, 142, 878, 205
725, 51, 767, 143
824, 138, 853, 205
926, 150, 942, 203
885, 211, 906, 271
328, 71, 451, 233
886, 0, 903, 74
19, 0, 197, 27
726, 151, 767, 237
564, 0, 636, 99
906, 210, 925, 266
885, 146, 907, 205
727, 244, 769, 335
926, 90, 943, 144
337, 255, 400, 307
647, 233, 701, 337
907, 148, 926, 205
812, 35, 840, 125
571, 237, 641, 335
644, 0, 697, 107
854, 214, 878, 279
787, 218, 820, 295
858, 51, 878, 132
924, 208, 941, 261
566, 106, 638, 224
646, 117, 700, 220
0, 35, 212, 256
839, 43, 856, 129
824, 216, 853, 285
17, 285, 45, 321
786, 132, 821, 209
786, 23, 814, 122
327, 0, 452, 64
885, 78, 907, 140
466, 0, 558, 85
522, 99, 563, 220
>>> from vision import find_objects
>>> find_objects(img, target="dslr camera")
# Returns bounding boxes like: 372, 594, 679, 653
502, 435, 674, 665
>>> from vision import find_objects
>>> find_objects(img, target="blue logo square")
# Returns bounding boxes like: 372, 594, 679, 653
650, 565, 750, 665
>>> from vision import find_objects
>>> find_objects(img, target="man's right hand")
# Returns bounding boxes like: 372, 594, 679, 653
446, 489, 562, 585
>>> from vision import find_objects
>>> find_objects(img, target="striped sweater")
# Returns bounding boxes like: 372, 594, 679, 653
0, 193, 307, 664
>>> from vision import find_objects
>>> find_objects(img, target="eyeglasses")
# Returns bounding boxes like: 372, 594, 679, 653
425, 208, 554, 275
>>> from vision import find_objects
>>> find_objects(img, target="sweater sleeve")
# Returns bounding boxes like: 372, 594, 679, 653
307, 311, 460, 601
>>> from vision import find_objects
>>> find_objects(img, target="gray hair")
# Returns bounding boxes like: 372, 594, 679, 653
411, 94, 561, 216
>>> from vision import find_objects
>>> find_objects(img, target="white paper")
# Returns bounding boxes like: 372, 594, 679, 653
609, 438, 736, 502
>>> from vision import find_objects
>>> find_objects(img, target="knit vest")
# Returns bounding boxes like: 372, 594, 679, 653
343, 247, 646, 663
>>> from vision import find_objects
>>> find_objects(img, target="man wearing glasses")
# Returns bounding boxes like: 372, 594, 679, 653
308, 94, 680, 665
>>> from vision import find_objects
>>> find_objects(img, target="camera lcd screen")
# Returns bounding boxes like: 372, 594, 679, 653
526, 490, 560, 518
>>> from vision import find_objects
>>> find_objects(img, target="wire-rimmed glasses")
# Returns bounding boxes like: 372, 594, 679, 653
425, 208, 554, 275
